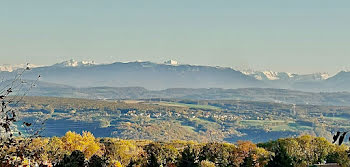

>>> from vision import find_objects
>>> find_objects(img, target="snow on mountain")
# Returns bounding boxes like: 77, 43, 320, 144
0, 59, 97, 72
0, 64, 41, 72
0, 60, 331, 83
295, 73, 330, 81
53, 59, 96, 67
320, 73, 331, 80
8, 61, 262, 90
0, 60, 340, 91
241, 70, 329, 81
241, 70, 294, 81
164, 60, 179, 65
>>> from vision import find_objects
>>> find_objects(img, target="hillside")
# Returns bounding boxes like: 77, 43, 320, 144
22, 82, 350, 106
13, 96, 350, 143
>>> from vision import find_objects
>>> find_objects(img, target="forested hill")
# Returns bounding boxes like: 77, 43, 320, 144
23, 82, 350, 106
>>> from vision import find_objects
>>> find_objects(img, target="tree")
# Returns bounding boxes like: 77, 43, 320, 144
46, 136, 67, 164
178, 144, 200, 167
266, 143, 292, 167
199, 160, 215, 167
234, 141, 271, 167
326, 145, 350, 167
61, 131, 101, 159
113, 160, 123, 167
144, 142, 179, 167
0, 65, 42, 139
254, 147, 271, 167
27, 137, 50, 163
240, 154, 255, 167
101, 138, 140, 166
0, 66, 44, 166
55, 150, 86, 167
88, 155, 106, 167
199, 142, 236, 167
260, 135, 350, 167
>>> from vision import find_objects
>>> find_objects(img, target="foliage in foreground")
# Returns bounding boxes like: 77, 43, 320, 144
0, 132, 350, 167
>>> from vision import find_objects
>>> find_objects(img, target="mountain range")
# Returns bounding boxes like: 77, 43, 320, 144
241, 70, 329, 81
1, 59, 350, 92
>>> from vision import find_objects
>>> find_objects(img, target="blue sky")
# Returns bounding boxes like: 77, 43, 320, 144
0, 0, 349, 74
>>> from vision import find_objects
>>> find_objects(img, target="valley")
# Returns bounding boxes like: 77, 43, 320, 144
13, 96, 350, 143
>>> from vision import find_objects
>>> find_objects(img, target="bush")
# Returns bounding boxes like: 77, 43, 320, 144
88, 155, 106, 167
200, 160, 215, 167
55, 150, 86, 167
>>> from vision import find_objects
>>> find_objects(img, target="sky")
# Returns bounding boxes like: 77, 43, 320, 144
0, 0, 349, 74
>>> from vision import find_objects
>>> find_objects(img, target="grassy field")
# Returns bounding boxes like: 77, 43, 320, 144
240, 120, 313, 132
240, 120, 287, 126
323, 116, 348, 121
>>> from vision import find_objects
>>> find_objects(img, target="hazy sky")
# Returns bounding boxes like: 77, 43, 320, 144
0, 0, 349, 74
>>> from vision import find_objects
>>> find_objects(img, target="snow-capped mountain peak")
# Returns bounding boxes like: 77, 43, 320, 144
164, 60, 179, 65
241, 70, 329, 81
53, 59, 96, 67
262, 71, 282, 80
319, 73, 330, 80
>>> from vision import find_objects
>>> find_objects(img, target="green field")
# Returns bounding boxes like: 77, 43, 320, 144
240, 120, 313, 132
323, 116, 348, 121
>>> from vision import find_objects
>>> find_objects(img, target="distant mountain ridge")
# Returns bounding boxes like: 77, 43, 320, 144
52, 59, 96, 67
2, 59, 350, 92
8, 60, 263, 90
0, 63, 41, 72
242, 70, 330, 81
20, 81, 350, 106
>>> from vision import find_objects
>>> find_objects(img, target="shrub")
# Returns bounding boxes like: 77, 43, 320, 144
200, 160, 215, 167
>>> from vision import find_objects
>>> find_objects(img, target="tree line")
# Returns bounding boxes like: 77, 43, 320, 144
1, 131, 349, 167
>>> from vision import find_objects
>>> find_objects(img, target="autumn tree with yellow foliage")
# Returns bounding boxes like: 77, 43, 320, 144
61, 131, 102, 159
